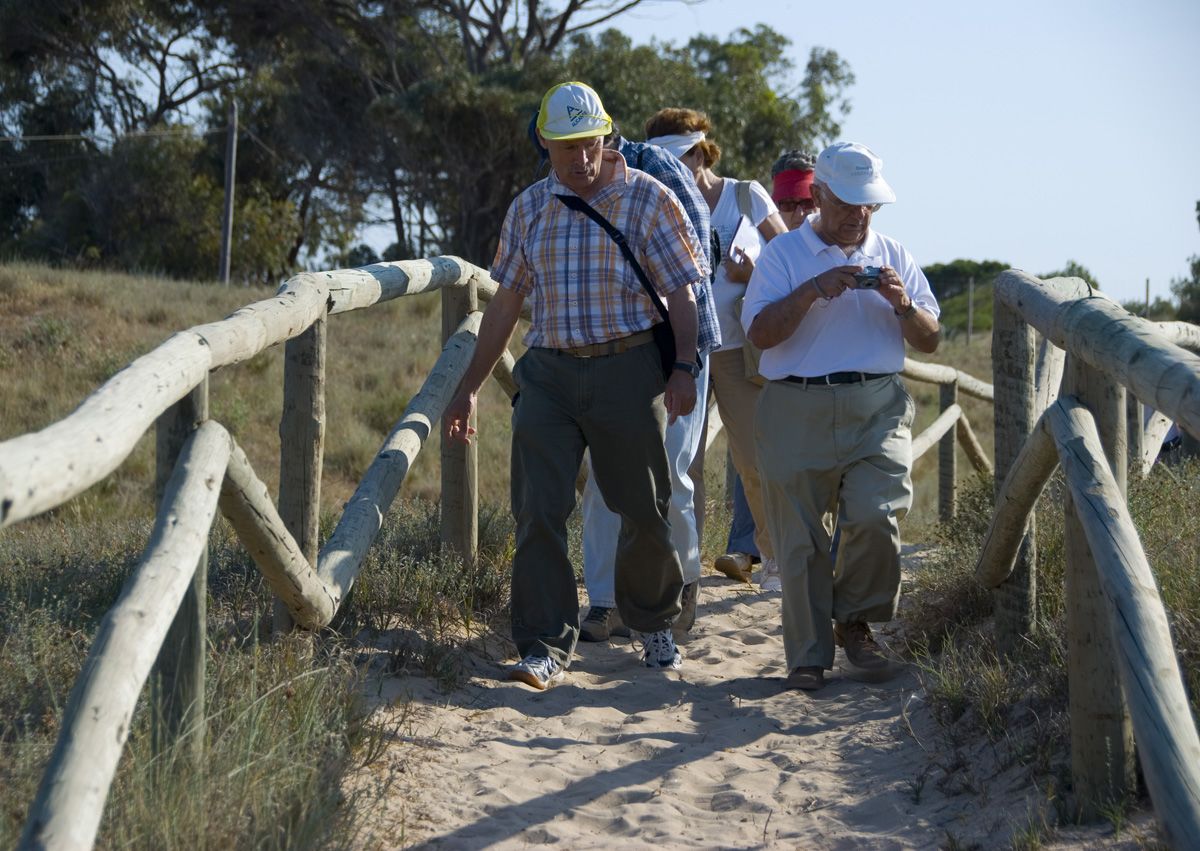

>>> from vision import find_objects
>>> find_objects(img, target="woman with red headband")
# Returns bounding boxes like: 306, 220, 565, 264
770, 150, 818, 231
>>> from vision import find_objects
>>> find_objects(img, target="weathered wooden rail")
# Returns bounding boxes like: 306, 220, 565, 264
978, 270, 1200, 846
2, 257, 510, 850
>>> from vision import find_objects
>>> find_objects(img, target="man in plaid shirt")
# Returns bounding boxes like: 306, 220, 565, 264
445, 81, 708, 690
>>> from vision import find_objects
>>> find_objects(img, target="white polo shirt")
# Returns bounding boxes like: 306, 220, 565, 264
740, 218, 939, 379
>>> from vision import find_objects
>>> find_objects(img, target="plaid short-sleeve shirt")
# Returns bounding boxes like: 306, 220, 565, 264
490, 150, 708, 351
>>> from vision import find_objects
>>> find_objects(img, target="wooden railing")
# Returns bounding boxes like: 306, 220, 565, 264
1, 257, 510, 850
977, 270, 1200, 846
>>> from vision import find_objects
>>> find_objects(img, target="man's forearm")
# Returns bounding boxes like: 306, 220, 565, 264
666, 284, 698, 360
900, 306, 941, 353
747, 280, 822, 349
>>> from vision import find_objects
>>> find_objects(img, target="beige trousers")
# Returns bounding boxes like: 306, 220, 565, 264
709, 348, 774, 560
755, 374, 914, 670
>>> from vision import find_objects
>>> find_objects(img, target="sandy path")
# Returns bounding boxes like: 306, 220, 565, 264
347, 568, 1152, 849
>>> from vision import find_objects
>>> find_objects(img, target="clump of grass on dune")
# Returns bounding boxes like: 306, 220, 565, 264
0, 493, 519, 849
901, 458, 1200, 843
0, 520, 370, 850
339, 498, 517, 686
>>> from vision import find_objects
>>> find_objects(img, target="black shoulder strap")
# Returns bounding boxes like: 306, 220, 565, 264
554, 193, 669, 323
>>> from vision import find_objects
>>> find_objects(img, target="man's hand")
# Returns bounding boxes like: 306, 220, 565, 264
444, 390, 477, 444
664, 370, 697, 425
868, 265, 941, 353
812, 265, 859, 299
871, 265, 909, 312
723, 246, 756, 284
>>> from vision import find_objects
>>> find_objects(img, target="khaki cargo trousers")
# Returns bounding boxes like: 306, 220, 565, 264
755, 374, 914, 670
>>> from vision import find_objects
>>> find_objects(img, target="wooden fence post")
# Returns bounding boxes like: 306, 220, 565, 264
991, 299, 1037, 654
1126, 394, 1144, 479
938, 381, 957, 521
219, 99, 237, 285
966, 275, 974, 344
1062, 354, 1135, 818
152, 379, 209, 761
441, 281, 478, 562
276, 315, 327, 633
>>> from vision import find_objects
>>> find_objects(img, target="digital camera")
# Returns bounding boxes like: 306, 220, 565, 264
854, 266, 883, 289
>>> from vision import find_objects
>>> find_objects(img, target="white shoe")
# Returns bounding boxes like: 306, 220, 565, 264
508, 654, 565, 690
757, 557, 782, 592
638, 629, 683, 669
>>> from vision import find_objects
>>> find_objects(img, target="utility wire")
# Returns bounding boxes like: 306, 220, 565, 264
0, 125, 238, 171
0, 127, 228, 143
0, 153, 110, 170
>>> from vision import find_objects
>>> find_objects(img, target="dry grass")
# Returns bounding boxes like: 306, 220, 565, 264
902, 463, 1200, 846
0, 261, 518, 527
0, 261, 523, 848
903, 332, 997, 532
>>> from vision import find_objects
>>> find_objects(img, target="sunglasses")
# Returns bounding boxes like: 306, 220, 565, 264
776, 199, 816, 214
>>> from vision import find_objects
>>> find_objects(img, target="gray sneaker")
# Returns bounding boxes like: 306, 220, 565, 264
639, 629, 683, 669
508, 654, 565, 690
579, 605, 631, 642
672, 582, 698, 640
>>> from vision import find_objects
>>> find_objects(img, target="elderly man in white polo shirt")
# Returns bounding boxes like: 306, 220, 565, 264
741, 142, 941, 691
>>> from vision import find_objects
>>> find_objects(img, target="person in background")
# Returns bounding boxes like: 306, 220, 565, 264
771, 149, 818, 229
445, 82, 707, 689
573, 126, 722, 643
742, 142, 941, 691
717, 149, 817, 582
645, 107, 788, 592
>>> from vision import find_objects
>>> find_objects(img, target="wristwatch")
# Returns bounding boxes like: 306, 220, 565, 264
672, 360, 701, 378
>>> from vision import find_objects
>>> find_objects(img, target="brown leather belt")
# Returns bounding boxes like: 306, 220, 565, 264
556, 329, 655, 358
781, 371, 893, 386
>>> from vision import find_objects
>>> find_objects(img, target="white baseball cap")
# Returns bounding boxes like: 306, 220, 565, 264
537, 82, 612, 141
814, 142, 896, 205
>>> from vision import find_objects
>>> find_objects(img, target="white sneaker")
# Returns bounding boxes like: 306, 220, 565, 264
508, 654, 565, 690
638, 629, 683, 669
757, 557, 782, 592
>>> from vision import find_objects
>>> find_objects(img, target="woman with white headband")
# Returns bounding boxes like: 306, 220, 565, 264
645, 107, 788, 593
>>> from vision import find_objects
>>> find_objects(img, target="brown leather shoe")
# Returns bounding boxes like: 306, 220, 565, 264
784, 666, 825, 691
834, 621, 890, 670
714, 552, 754, 583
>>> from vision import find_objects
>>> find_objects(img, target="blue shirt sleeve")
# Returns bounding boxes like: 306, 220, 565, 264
619, 138, 722, 353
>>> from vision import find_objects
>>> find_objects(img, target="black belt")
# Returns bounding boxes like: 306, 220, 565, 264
781, 371, 893, 386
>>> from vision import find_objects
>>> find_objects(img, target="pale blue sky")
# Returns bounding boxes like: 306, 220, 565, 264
607, 0, 1200, 305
